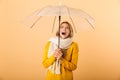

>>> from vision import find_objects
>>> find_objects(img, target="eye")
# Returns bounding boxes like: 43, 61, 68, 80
66, 26, 69, 29
60, 26, 64, 28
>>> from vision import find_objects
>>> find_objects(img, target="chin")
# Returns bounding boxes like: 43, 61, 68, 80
60, 36, 65, 39
60, 34, 69, 39
62, 36, 68, 39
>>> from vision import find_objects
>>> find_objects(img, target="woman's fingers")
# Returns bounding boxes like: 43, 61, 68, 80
56, 48, 62, 54
54, 48, 63, 59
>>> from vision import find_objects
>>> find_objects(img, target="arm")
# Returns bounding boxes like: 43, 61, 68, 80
42, 42, 56, 68
60, 42, 79, 71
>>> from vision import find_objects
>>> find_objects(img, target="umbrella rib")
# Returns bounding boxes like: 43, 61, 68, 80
29, 6, 52, 28
30, 16, 42, 28
85, 18, 95, 29
66, 6, 77, 33
69, 17, 77, 33
52, 16, 56, 33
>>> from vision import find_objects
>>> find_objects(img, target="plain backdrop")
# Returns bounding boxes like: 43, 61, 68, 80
0, 0, 120, 80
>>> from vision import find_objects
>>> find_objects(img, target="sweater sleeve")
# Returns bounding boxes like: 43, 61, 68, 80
42, 42, 56, 68
61, 42, 79, 71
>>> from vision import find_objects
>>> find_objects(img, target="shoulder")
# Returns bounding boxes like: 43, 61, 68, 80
46, 41, 51, 45
44, 41, 51, 48
72, 42, 78, 47
71, 42, 79, 52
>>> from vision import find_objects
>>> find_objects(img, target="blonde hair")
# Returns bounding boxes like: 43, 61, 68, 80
56, 21, 73, 38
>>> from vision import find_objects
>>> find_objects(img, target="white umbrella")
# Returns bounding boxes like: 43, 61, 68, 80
23, 5, 95, 48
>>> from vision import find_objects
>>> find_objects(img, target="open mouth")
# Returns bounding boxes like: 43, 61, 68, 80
62, 32, 66, 35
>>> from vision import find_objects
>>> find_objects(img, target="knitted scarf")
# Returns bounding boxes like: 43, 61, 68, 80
48, 37, 73, 74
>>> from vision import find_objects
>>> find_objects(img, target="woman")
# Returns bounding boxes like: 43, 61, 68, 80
42, 21, 79, 80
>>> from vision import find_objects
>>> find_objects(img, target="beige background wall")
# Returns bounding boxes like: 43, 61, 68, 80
0, 0, 120, 80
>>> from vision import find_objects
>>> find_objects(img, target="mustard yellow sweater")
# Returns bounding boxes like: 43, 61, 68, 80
42, 41, 79, 80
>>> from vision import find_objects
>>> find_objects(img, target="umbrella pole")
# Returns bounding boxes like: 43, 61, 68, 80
58, 16, 61, 48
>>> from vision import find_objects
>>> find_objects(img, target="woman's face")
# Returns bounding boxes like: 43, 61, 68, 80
60, 23, 70, 39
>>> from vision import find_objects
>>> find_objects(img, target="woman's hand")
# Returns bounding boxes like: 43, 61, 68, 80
53, 48, 63, 60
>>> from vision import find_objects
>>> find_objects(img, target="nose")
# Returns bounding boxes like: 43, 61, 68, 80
61, 28, 65, 32
63, 27, 67, 31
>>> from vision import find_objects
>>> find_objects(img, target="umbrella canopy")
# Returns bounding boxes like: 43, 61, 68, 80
23, 5, 94, 28
23, 5, 95, 47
